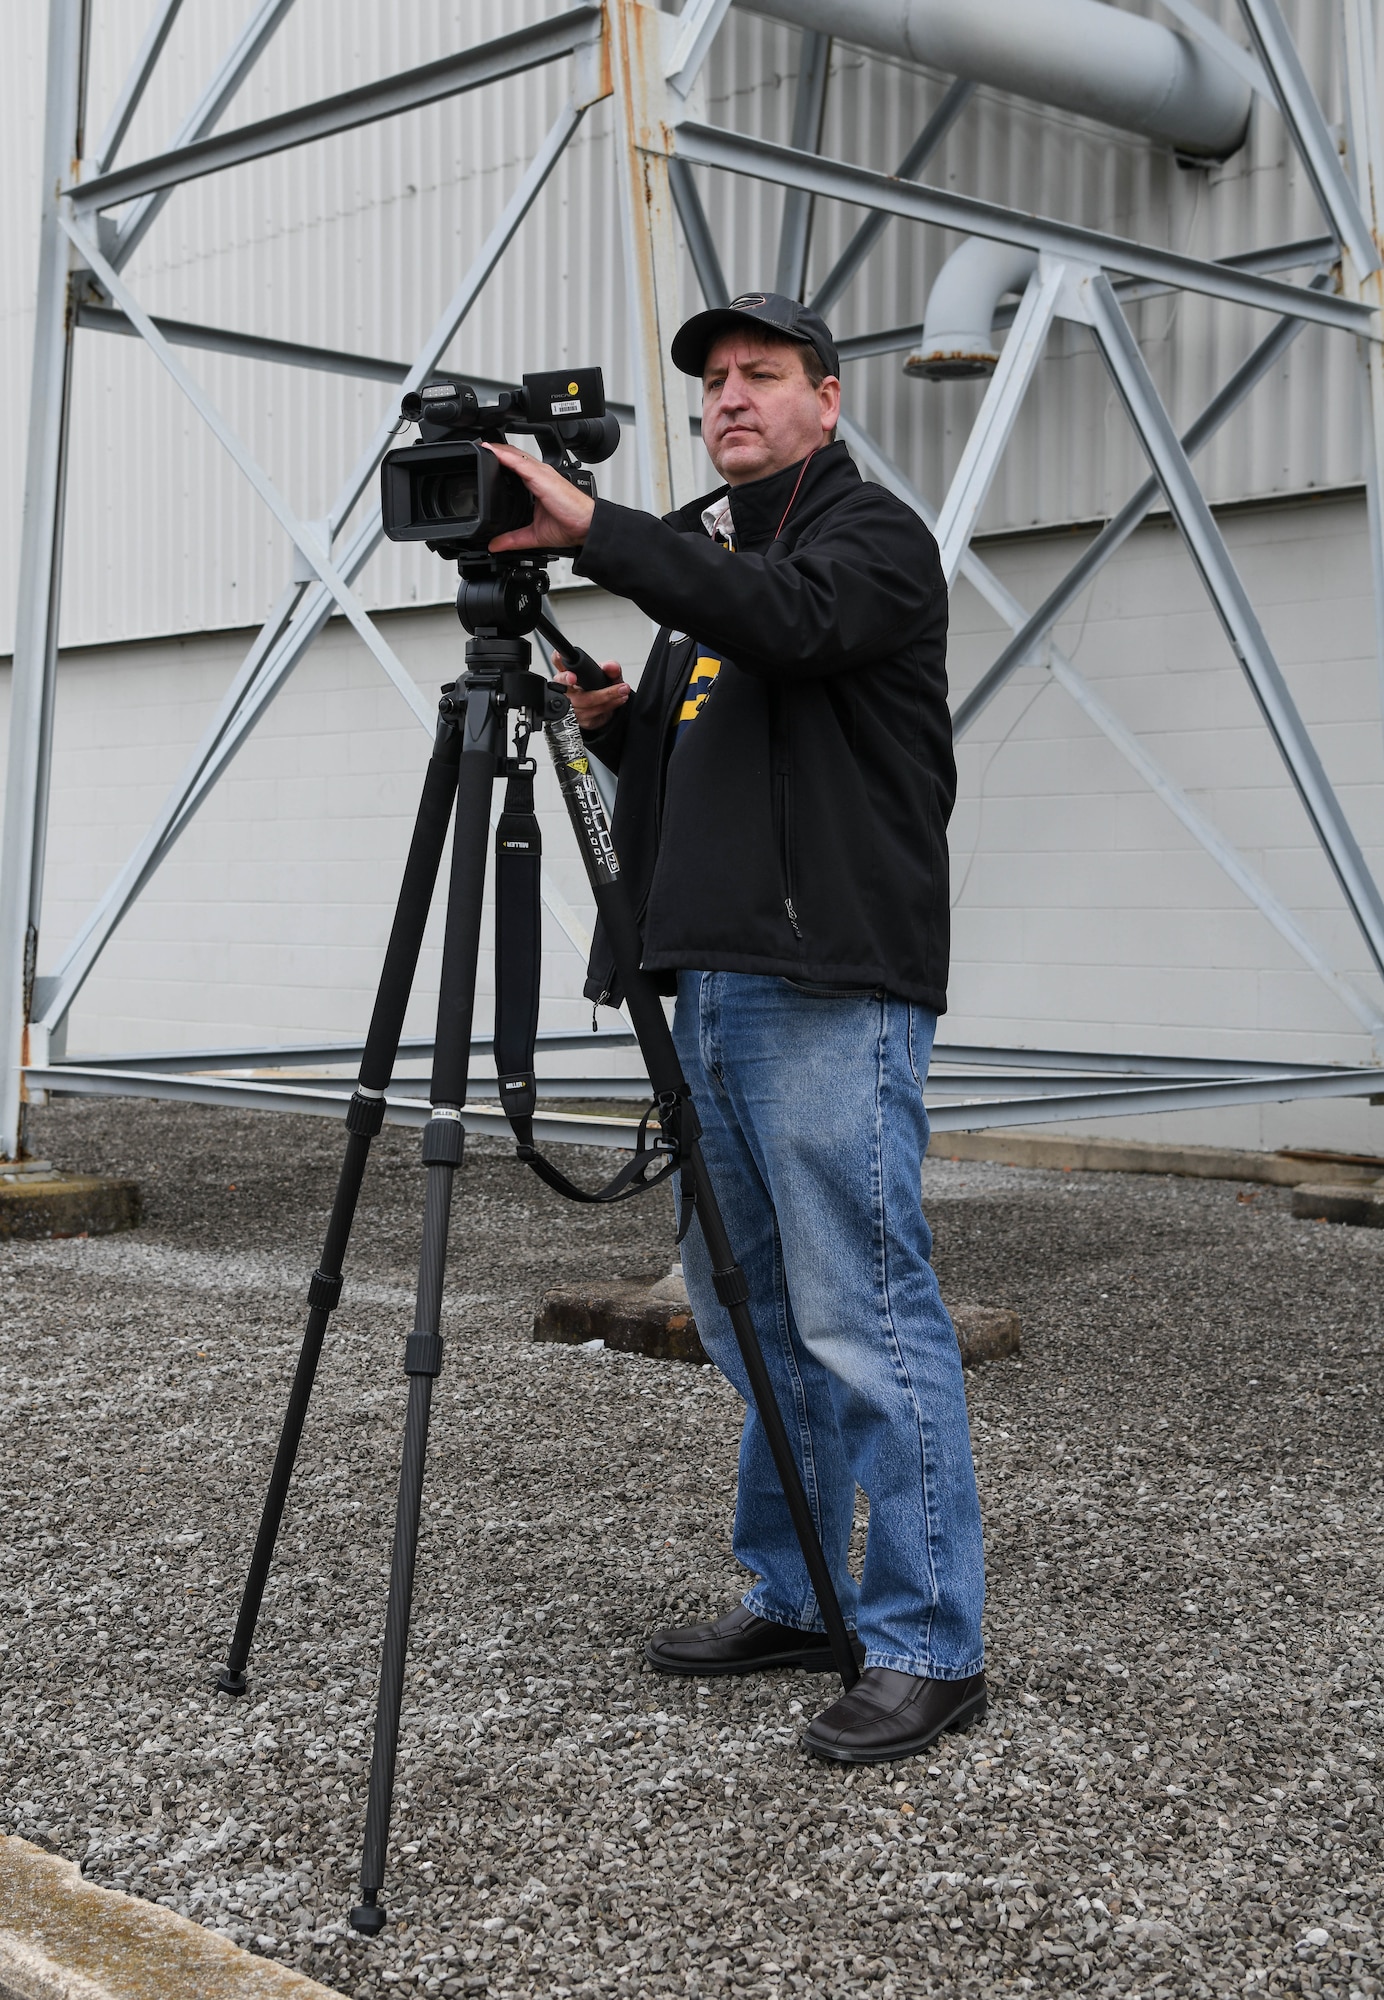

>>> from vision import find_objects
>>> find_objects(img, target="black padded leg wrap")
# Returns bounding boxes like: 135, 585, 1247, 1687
404, 1332, 444, 1377
347, 1093, 387, 1137
713, 1265, 750, 1310
308, 1269, 344, 1311
421, 1117, 465, 1166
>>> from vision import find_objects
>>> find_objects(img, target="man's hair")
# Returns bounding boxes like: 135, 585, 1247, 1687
798, 342, 829, 391
704, 323, 834, 391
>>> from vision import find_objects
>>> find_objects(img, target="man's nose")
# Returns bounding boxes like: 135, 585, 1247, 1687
718, 369, 752, 412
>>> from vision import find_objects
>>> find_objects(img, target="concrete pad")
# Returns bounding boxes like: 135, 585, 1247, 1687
534, 1271, 1021, 1367
0, 1838, 338, 2000
1290, 1181, 1384, 1227
0, 1170, 140, 1241
935, 1128, 1383, 1187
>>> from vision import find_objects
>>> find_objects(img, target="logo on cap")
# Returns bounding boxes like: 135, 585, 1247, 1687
730, 294, 769, 309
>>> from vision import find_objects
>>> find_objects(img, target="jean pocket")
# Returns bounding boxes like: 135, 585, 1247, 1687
781, 978, 882, 999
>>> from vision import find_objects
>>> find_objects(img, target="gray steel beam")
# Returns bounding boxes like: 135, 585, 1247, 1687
71, 9, 601, 216
53, 1030, 639, 1074
925, 1069, 1345, 1099
926, 1064, 1384, 1132
665, 0, 735, 97
78, 301, 608, 425
608, 0, 697, 516
1235, 0, 1380, 276
1339, 0, 1384, 748
26, 1066, 643, 1147
76, 302, 413, 382
669, 159, 731, 308
107, 0, 299, 270
52, 1034, 1347, 1085
362, 1075, 656, 1101
1082, 266, 1384, 983
30, 1059, 1384, 1137
774, 30, 832, 300
952, 275, 1329, 738
934, 1043, 1342, 1078
0, 0, 89, 1157
671, 120, 1374, 334
810, 79, 975, 317
91, 0, 188, 173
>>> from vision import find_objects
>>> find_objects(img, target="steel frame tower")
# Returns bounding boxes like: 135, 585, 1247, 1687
7, 0, 1384, 1156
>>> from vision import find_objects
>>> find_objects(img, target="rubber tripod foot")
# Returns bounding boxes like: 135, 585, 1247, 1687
216, 1667, 248, 1696
349, 1899, 387, 1935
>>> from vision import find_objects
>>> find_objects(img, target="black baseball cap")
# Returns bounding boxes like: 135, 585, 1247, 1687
671, 291, 840, 379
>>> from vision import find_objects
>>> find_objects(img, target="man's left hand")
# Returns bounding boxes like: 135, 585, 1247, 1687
484, 441, 596, 552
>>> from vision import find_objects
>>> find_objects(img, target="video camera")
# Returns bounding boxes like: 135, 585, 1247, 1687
379, 368, 620, 561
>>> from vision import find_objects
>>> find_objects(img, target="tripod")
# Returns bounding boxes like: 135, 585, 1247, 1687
214, 564, 859, 1933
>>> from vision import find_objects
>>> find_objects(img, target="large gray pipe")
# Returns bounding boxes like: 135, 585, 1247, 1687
742, 0, 1251, 159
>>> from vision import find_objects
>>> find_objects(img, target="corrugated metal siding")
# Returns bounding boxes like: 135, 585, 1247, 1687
0, 0, 1374, 650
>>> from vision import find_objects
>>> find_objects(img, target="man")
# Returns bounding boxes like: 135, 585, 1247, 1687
486, 291, 986, 1764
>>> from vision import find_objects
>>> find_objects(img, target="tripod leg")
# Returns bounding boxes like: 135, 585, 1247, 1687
541, 710, 859, 1690
217, 724, 462, 1697
684, 1144, 858, 1686
351, 713, 497, 1935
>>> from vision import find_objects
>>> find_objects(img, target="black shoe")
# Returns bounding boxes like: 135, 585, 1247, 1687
801, 1666, 987, 1763
644, 1602, 859, 1677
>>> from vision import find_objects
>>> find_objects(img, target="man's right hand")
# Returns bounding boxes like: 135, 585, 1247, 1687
555, 654, 629, 730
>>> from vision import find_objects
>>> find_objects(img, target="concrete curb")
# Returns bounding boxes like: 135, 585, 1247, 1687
534, 1274, 1021, 1368
0, 1174, 140, 1240
933, 1128, 1384, 1187
0, 1839, 340, 2000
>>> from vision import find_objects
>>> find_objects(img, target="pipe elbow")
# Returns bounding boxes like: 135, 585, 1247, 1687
906, 240, 1039, 381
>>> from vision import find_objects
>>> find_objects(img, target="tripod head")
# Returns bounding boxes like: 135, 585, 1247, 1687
455, 557, 548, 642
440, 556, 605, 767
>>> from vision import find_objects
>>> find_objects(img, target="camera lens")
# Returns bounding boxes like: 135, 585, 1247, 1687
417, 463, 478, 523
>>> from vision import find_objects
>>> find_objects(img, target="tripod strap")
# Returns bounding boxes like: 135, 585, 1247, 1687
492, 763, 686, 1207
493, 762, 543, 1124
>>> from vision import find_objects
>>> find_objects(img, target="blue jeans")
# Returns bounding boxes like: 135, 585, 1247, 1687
672, 971, 985, 1680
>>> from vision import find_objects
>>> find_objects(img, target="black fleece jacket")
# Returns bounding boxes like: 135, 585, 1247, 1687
573, 440, 954, 1010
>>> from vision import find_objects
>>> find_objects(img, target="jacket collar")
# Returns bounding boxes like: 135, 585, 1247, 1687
665, 440, 860, 552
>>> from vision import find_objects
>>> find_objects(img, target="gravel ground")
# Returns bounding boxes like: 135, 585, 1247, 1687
1, 1095, 1381, 2000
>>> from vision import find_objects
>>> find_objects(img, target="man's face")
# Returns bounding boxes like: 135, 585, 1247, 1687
700, 330, 841, 486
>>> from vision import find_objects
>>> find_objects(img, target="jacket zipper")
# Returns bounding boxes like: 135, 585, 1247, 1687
774, 770, 803, 940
